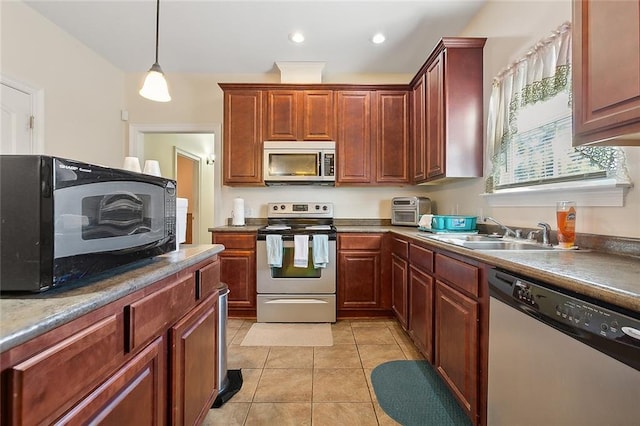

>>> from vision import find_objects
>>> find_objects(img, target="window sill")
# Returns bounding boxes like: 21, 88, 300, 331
480, 179, 632, 207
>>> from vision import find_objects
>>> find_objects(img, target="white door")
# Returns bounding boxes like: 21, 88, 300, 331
1, 83, 33, 154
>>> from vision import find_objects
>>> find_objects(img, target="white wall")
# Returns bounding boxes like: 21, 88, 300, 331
1, 1, 126, 167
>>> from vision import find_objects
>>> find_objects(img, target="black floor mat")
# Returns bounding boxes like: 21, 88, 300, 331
212, 369, 243, 408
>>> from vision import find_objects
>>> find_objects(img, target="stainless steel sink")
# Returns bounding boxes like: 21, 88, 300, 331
459, 241, 555, 250
463, 235, 504, 242
415, 233, 565, 251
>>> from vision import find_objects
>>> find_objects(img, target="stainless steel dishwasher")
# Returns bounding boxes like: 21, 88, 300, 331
488, 269, 640, 425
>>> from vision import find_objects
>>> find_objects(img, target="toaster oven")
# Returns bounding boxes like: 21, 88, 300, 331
391, 197, 432, 226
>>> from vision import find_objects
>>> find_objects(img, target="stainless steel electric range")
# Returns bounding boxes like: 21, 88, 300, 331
256, 202, 336, 323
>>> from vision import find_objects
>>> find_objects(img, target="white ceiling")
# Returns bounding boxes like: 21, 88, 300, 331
25, 0, 486, 77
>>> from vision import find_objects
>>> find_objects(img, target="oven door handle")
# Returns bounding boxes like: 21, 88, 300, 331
257, 234, 336, 241
264, 298, 331, 304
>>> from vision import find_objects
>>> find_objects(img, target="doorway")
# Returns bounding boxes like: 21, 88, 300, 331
175, 148, 201, 244
129, 124, 221, 245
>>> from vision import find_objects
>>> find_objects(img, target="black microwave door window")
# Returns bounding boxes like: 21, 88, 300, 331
82, 193, 151, 239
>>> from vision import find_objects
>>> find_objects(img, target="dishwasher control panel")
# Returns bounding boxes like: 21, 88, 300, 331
491, 269, 640, 344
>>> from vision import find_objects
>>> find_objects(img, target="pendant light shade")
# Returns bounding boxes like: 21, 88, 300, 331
139, 0, 171, 102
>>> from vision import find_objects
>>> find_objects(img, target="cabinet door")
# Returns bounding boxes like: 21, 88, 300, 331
219, 250, 256, 310
426, 52, 445, 179
223, 90, 264, 184
375, 91, 409, 184
408, 265, 434, 362
338, 250, 381, 309
335, 91, 373, 184
170, 292, 218, 426
302, 90, 334, 140
213, 233, 257, 311
412, 75, 427, 183
573, 0, 640, 145
54, 337, 166, 426
391, 253, 409, 329
434, 280, 478, 421
266, 90, 298, 140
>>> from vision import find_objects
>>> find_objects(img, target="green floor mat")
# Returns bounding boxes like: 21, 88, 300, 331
370, 360, 472, 426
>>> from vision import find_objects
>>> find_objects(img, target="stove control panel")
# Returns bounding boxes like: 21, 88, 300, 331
267, 202, 334, 218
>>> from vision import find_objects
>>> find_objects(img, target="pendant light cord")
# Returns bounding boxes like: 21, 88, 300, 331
154, 0, 160, 64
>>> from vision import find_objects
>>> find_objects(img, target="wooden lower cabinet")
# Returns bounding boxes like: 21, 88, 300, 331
392, 237, 486, 425
212, 232, 257, 316
434, 279, 479, 422
0, 255, 221, 426
408, 265, 434, 363
391, 253, 409, 328
170, 292, 218, 425
337, 233, 391, 316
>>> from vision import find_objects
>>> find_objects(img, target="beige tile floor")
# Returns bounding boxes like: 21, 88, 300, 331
203, 318, 425, 425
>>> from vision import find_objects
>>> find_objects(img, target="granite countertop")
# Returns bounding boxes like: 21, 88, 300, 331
0, 244, 224, 353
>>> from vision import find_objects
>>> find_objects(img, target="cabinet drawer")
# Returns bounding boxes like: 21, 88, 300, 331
213, 233, 256, 249
338, 234, 383, 250
410, 244, 434, 273
126, 275, 196, 352
197, 257, 220, 300
391, 237, 409, 259
435, 253, 479, 297
8, 314, 124, 425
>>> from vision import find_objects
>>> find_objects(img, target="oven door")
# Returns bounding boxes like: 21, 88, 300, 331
256, 237, 336, 294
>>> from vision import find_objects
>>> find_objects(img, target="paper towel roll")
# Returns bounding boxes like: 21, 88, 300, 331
232, 198, 245, 226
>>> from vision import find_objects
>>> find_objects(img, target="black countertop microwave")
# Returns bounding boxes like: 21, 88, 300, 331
0, 155, 177, 292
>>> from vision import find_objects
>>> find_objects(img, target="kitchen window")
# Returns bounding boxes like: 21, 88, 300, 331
483, 22, 631, 207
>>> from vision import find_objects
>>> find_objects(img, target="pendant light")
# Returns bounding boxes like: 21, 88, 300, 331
139, 0, 171, 102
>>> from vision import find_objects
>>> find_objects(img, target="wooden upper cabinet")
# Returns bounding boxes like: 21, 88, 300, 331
573, 0, 640, 146
265, 90, 334, 141
266, 90, 298, 140
336, 91, 373, 184
302, 91, 335, 140
412, 75, 427, 182
412, 37, 486, 183
222, 88, 264, 185
375, 91, 410, 184
425, 54, 445, 180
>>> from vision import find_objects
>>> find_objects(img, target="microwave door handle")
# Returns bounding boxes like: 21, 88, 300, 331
318, 153, 322, 176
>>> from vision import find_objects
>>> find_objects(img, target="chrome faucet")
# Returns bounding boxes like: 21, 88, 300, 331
537, 222, 552, 247
483, 216, 519, 238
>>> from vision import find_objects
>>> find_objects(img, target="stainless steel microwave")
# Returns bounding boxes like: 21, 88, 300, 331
263, 141, 335, 185
0, 155, 177, 292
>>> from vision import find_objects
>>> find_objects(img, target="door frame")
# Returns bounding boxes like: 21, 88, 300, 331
1, 74, 45, 153
174, 147, 201, 244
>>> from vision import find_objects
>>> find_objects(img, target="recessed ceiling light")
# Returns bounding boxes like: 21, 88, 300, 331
289, 32, 305, 43
372, 33, 386, 44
